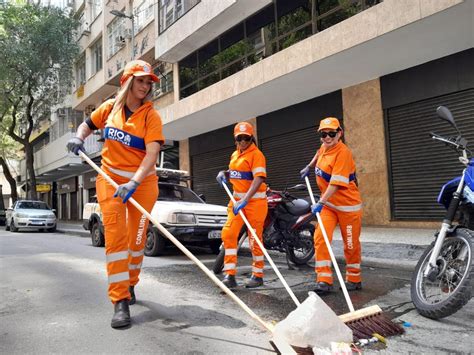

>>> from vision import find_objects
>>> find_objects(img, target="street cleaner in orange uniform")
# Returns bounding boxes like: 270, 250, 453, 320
300, 117, 363, 295
67, 60, 164, 328
216, 122, 268, 289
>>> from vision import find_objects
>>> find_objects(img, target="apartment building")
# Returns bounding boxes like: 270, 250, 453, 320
19, 0, 473, 226
158, 0, 473, 227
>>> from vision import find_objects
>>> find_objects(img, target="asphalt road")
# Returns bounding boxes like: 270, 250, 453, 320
1, 229, 472, 354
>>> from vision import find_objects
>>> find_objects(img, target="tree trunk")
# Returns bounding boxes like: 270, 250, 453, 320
0, 157, 18, 203
24, 143, 38, 200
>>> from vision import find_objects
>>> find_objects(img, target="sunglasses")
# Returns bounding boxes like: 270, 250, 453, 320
235, 135, 252, 142
320, 131, 339, 138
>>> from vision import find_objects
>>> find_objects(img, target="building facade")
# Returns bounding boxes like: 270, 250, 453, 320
18, 0, 474, 227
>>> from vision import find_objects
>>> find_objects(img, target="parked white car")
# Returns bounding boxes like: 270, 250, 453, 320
82, 169, 228, 256
5, 200, 57, 232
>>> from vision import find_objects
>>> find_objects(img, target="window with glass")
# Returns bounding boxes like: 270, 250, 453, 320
159, 0, 200, 34
179, 0, 381, 98
90, 38, 103, 75
89, 0, 102, 22
134, 0, 154, 33
107, 15, 125, 58
75, 54, 86, 88
153, 63, 174, 98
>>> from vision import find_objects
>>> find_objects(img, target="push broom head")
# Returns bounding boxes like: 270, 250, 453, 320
338, 305, 405, 341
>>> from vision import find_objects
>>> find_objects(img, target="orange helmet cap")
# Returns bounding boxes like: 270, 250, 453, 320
318, 117, 341, 131
234, 122, 254, 137
120, 60, 160, 86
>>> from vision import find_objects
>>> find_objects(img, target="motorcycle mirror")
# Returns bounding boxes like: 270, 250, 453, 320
436, 106, 461, 134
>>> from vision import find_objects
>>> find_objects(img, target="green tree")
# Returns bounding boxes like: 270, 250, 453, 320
0, 3, 79, 200
0, 119, 21, 203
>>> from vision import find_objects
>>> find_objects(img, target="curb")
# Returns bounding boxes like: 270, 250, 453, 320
57, 228, 90, 238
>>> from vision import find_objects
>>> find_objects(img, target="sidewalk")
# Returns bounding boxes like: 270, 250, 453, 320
56, 220, 435, 271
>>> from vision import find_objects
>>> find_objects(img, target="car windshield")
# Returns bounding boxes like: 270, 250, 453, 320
17, 201, 50, 210
158, 183, 204, 203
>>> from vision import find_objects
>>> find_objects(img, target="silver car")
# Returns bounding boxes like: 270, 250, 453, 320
5, 200, 57, 232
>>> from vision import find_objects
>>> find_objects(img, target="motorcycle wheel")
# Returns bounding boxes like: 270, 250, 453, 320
410, 228, 473, 319
286, 223, 315, 265
212, 229, 247, 274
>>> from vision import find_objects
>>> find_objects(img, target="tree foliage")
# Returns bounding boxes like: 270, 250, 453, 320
0, 3, 79, 199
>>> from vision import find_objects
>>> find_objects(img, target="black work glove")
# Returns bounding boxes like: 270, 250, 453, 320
66, 137, 85, 155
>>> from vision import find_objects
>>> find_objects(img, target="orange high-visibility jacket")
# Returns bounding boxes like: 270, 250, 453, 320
228, 143, 267, 200
315, 141, 362, 212
91, 99, 165, 176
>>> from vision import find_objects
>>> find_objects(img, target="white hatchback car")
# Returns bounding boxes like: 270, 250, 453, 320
5, 200, 57, 232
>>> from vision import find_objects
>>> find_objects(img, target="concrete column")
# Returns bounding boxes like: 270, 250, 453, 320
342, 78, 390, 226
179, 139, 190, 173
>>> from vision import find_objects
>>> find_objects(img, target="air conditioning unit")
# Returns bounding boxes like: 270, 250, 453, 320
57, 108, 67, 117
81, 23, 91, 36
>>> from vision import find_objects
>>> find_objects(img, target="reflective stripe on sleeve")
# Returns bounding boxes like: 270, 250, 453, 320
252, 167, 266, 175
129, 249, 144, 257
330, 174, 349, 184
108, 272, 129, 284
106, 251, 129, 263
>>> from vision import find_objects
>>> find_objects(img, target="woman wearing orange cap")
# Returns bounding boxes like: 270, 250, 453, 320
300, 117, 363, 295
67, 60, 164, 328
216, 122, 268, 289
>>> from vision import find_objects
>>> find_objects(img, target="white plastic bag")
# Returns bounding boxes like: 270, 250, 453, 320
273, 292, 353, 348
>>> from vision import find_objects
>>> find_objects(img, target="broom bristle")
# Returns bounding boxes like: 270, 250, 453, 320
344, 312, 405, 341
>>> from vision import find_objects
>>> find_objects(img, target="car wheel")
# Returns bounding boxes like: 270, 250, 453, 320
90, 222, 104, 247
10, 219, 18, 232
144, 224, 166, 256
5, 219, 10, 231
209, 240, 222, 255
47, 226, 57, 233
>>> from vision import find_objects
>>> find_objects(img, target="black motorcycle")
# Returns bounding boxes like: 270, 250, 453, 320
213, 184, 316, 274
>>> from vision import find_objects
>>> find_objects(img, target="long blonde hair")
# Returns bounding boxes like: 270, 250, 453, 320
109, 76, 154, 118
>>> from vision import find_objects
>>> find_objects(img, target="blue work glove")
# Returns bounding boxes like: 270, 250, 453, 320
300, 165, 310, 179
311, 202, 324, 215
233, 199, 248, 215
113, 180, 140, 203
66, 137, 85, 155
216, 170, 228, 186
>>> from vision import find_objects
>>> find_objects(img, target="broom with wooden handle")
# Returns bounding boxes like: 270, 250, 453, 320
78, 151, 276, 334
304, 176, 404, 341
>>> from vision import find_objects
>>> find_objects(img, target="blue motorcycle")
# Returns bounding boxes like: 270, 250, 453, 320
411, 106, 473, 319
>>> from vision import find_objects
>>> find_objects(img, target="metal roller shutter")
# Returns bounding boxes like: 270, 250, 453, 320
191, 146, 235, 206
259, 126, 321, 197
386, 88, 474, 220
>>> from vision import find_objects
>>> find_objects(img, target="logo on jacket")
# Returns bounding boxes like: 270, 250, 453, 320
230, 170, 242, 179
105, 128, 132, 146
315, 167, 323, 177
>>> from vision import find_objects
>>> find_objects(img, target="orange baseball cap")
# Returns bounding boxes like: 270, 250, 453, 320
120, 60, 159, 86
234, 122, 254, 137
318, 117, 341, 131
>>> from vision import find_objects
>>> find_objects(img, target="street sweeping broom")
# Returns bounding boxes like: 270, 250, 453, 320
304, 176, 404, 341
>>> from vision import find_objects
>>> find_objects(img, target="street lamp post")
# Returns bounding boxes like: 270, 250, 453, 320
110, 10, 135, 60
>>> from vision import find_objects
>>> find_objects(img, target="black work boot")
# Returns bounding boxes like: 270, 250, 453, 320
129, 286, 136, 305
111, 299, 131, 329
342, 281, 362, 291
245, 275, 263, 288
222, 274, 237, 289
313, 281, 333, 295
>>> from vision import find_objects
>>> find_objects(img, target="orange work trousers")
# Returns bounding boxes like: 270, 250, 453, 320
313, 206, 362, 285
221, 199, 268, 278
96, 171, 158, 304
